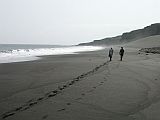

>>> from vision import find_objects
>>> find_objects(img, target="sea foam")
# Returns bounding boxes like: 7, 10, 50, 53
0, 46, 104, 63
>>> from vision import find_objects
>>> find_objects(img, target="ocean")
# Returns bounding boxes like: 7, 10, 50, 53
0, 44, 104, 63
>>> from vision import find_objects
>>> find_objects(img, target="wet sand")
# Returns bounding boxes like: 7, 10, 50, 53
0, 36, 160, 120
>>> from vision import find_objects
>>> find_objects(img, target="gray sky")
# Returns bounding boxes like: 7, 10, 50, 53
0, 0, 160, 45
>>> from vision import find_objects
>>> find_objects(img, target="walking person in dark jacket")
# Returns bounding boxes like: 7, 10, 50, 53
119, 47, 124, 61
108, 48, 114, 61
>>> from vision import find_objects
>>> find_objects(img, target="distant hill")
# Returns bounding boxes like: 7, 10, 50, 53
78, 23, 160, 46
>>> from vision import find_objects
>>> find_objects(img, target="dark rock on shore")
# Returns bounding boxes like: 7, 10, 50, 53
139, 47, 160, 54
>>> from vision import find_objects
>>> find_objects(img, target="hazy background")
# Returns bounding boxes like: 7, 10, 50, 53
0, 0, 160, 45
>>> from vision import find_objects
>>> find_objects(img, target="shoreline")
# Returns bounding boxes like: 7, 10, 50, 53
0, 46, 104, 64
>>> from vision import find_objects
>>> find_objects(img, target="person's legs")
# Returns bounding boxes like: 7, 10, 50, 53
109, 55, 112, 61
120, 55, 123, 61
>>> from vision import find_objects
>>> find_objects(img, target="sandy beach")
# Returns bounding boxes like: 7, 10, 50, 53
0, 35, 160, 120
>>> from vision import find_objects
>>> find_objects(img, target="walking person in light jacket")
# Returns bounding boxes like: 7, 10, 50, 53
108, 48, 114, 61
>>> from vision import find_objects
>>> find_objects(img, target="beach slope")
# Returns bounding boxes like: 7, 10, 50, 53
0, 36, 160, 120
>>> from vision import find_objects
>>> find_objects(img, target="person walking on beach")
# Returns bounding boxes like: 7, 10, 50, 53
108, 48, 114, 61
119, 47, 124, 61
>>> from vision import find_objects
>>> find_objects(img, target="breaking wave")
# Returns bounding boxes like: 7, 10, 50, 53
0, 46, 104, 63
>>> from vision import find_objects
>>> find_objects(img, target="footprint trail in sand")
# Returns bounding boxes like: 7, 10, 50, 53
1, 61, 110, 119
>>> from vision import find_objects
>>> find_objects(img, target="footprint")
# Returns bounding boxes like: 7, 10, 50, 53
37, 97, 44, 101
63, 85, 67, 88
51, 90, 58, 94
75, 79, 79, 81
80, 74, 84, 77
15, 106, 23, 111
84, 73, 88, 76
66, 103, 71, 105
42, 115, 48, 119
75, 97, 82, 100
21, 106, 30, 111
69, 83, 73, 85
87, 89, 94, 93
48, 93, 56, 98
27, 99, 34, 103
2, 113, 15, 119
71, 81, 75, 84
81, 93, 85, 96
57, 108, 66, 112
58, 86, 64, 91
29, 101, 38, 106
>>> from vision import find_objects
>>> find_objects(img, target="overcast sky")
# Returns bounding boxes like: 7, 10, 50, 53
0, 0, 160, 45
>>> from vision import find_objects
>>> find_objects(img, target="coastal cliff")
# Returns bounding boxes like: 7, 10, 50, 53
78, 23, 160, 46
